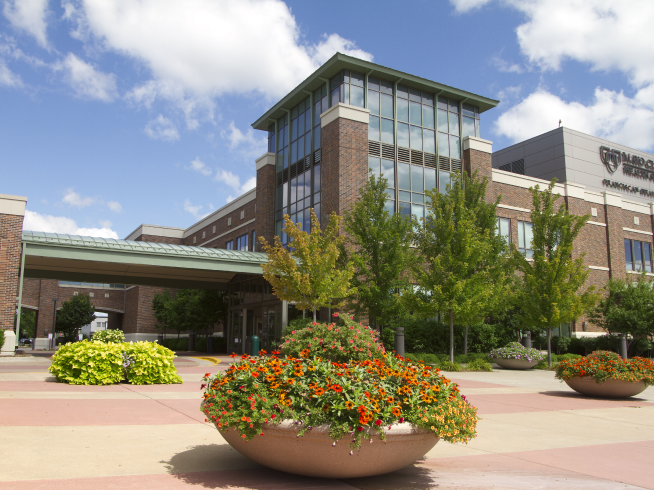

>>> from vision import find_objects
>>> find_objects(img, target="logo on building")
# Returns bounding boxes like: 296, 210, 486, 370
599, 146, 654, 178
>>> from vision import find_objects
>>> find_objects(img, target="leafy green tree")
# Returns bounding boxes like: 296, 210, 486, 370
513, 180, 599, 366
343, 173, 413, 331
56, 294, 96, 342
152, 289, 227, 338
588, 273, 654, 355
15, 309, 36, 339
405, 171, 513, 362
259, 209, 355, 322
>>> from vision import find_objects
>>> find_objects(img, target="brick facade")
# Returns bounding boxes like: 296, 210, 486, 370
255, 163, 276, 251
0, 213, 23, 332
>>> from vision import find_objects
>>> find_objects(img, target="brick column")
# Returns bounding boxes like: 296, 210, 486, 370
320, 103, 369, 230
604, 191, 626, 279
0, 194, 27, 353
255, 152, 276, 251
35, 279, 58, 344
463, 136, 493, 201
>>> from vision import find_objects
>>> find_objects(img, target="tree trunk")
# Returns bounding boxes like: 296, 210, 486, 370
464, 323, 469, 356
449, 310, 454, 363
312, 308, 317, 323
547, 327, 552, 367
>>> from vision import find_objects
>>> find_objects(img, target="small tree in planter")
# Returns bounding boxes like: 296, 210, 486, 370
259, 210, 355, 322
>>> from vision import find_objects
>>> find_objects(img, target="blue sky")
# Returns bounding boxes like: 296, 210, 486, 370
2, 0, 653, 239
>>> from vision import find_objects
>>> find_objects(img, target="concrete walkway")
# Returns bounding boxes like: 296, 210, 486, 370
1, 356, 653, 489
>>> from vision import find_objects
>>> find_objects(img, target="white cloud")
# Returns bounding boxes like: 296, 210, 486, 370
144, 114, 179, 141
62, 188, 95, 208
65, 0, 372, 103
3, 0, 49, 48
54, 53, 117, 101
0, 59, 22, 86
186, 157, 212, 176
183, 199, 212, 220
23, 210, 119, 239
491, 56, 524, 74
222, 121, 267, 160
106, 201, 122, 213
215, 168, 256, 203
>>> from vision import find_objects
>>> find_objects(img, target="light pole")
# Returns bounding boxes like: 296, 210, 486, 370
51, 298, 59, 350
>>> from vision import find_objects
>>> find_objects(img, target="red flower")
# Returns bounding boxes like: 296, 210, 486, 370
375, 419, 382, 426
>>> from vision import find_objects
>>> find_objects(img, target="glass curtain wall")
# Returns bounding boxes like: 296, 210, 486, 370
437, 97, 464, 193
330, 70, 365, 108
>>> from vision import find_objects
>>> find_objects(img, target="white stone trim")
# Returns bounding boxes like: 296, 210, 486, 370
565, 182, 585, 200
573, 332, 607, 339
199, 219, 255, 247
256, 152, 275, 171
125, 224, 185, 241
0, 194, 27, 217
621, 199, 650, 215
184, 189, 256, 237
462, 136, 492, 154
627, 270, 654, 277
587, 221, 607, 227
588, 265, 610, 271
492, 169, 566, 195
623, 227, 653, 236
0, 331, 15, 354
584, 191, 604, 205
497, 204, 531, 213
320, 103, 370, 127
603, 191, 622, 208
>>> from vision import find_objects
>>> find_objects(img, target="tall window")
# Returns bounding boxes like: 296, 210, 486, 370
517, 221, 533, 258
225, 240, 233, 250
397, 86, 435, 154
625, 239, 652, 272
368, 77, 394, 144
313, 85, 327, 150
461, 103, 480, 138
496, 217, 511, 244
251, 230, 256, 252
397, 162, 436, 222
437, 97, 461, 161
369, 156, 396, 215
330, 70, 364, 108
236, 234, 248, 252
267, 123, 275, 153
276, 114, 288, 172
290, 97, 311, 168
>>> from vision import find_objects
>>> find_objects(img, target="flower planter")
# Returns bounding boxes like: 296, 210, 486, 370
564, 376, 648, 398
216, 420, 439, 478
491, 357, 538, 370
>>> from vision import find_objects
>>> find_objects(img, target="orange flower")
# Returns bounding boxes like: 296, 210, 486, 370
345, 401, 354, 410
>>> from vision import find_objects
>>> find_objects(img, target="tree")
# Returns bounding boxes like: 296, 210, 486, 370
15, 309, 36, 339
405, 171, 513, 362
588, 273, 654, 355
152, 289, 227, 338
259, 209, 355, 322
56, 294, 96, 342
343, 173, 413, 331
513, 180, 599, 366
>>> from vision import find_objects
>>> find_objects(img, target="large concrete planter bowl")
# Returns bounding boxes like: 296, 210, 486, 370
491, 357, 538, 370
565, 376, 648, 398
217, 420, 439, 478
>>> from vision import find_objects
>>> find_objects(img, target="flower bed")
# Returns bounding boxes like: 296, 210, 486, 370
555, 351, 654, 385
489, 342, 544, 363
201, 351, 477, 450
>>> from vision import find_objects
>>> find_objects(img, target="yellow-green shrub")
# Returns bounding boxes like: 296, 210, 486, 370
49, 341, 182, 385
123, 342, 183, 385
49, 341, 124, 385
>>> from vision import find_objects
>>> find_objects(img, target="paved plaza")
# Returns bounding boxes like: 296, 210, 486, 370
1, 354, 653, 489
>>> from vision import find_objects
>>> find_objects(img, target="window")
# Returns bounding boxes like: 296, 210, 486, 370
369, 156, 396, 213
202, 231, 205, 239
290, 97, 312, 168
496, 217, 511, 244
517, 221, 534, 258
396, 162, 436, 222
212, 225, 216, 233
367, 77, 394, 144
396, 85, 435, 154
240, 210, 244, 220
313, 85, 327, 150
276, 114, 288, 172
625, 239, 652, 272
225, 240, 233, 250
330, 70, 364, 108
461, 103, 481, 139
437, 97, 462, 160
236, 234, 248, 252
267, 123, 275, 153
251, 230, 256, 252
228, 217, 231, 226
193, 236, 196, 244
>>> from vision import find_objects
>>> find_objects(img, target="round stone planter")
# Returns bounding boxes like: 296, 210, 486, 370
564, 376, 648, 398
217, 420, 439, 478
491, 357, 539, 370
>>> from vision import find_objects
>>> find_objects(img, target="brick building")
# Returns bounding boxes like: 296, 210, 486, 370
3, 54, 654, 352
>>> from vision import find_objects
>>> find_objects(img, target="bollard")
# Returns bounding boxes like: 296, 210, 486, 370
207, 336, 214, 355
250, 335, 260, 356
522, 331, 531, 349
618, 333, 628, 359
394, 327, 405, 357
188, 332, 196, 352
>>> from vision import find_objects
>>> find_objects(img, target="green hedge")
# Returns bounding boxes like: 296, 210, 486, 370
49, 340, 183, 385
160, 336, 225, 353
549, 334, 652, 357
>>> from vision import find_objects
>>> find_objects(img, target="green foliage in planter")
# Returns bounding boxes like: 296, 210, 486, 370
49, 341, 124, 385
555, 351, 654, 385
439, 360, 462, 372
405, 353, 440, 365
489, 342, 544, 362
92, 329, 125, 344
0, 329, 4, 350
49, 340, 182, 385
467, 358, 493, 372
283, 318, 313, 338
123, 342, 183, 385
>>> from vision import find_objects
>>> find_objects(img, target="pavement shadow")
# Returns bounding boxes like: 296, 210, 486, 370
538, 390, 649, 402
343, 464, 437, 490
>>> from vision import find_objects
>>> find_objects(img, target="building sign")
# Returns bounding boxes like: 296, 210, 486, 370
600, 146, 654, 180
602, 179, 654, 198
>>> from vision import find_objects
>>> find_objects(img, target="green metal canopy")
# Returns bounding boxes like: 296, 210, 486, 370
21, 231, 267, 290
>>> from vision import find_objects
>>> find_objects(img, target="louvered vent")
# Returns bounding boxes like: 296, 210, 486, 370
411, 150, 423, 165
305, 155, 311, 171
314, 149, 322, 163
512, 159, 525, 174
397, 147, 410, 163
499, 163, 511, 172
276, 172, 283, 186
290, 162, 298, 180
381, 143, 395, 160
368, 141, 381, 157
451, 159, 462, 173
283, 168, 289, 184
438, 156, 450, 171
424, 153, 437, 168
